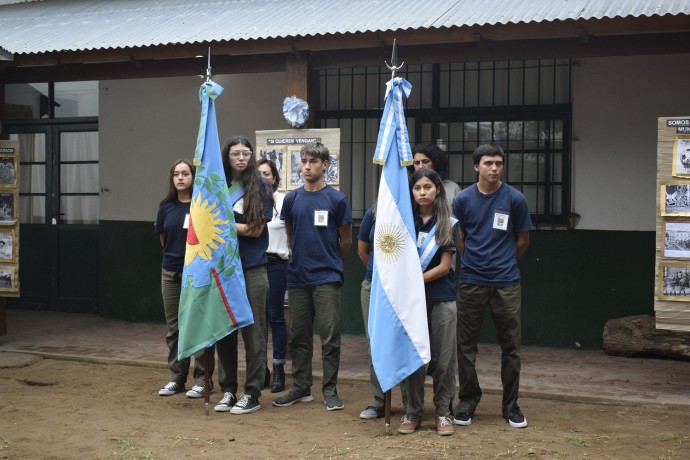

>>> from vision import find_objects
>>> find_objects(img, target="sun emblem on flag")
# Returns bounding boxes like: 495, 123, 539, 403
375, 222, 405, 264
184, 192, 229, 266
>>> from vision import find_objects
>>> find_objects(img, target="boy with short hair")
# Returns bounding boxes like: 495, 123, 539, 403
452, 143, 533, 428
273, 142, 353, 411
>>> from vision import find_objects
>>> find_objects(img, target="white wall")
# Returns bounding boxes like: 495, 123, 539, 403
99, 72, 286, 221
572, 54, 690, 231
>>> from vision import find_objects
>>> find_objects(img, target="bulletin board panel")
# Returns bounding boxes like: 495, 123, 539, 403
655, 116, 690, 331
0, 140, 20, 298
255, 129, 341, 193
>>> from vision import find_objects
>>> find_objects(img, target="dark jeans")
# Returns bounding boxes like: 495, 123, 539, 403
456, 282, 522, 418
266, 259, 288, 363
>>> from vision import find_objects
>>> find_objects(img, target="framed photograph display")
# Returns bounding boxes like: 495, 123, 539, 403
325, 153, 339, 185
288, 149, 304, 188
258, 147, 286, 189
672, 134, 690, 178
662, 221, 690, 259
255, 128, 341, 192
658, 261, 690, 301
0, 265, 16, 292
0, 154, 17, 188
0, 229, 16, 263
0, 190, 17, 225
660, 181, 690, 216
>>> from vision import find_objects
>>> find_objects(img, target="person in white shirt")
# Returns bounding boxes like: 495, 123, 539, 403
257, 158, 289, 393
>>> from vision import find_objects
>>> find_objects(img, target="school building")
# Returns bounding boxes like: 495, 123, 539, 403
1, 0, 689, 348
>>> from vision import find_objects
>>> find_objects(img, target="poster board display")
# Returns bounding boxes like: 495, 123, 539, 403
655, 117, 690, 330
255, 129, 341, 192
0, 140, 20, 297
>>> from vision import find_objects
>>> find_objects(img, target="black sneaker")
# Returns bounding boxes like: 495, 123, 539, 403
272, 388, 313, 407
506, 404, 528, 428
230, 394, 261, 414
213, 392, 237, 412
453, 411, 472, 426
158, 381, 185, 396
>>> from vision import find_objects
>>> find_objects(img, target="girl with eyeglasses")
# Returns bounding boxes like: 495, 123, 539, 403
213, 136, 274, 415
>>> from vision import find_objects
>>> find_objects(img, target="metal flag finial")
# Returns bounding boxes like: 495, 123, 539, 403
385, 39, 404, 79
206, 47, 212, 82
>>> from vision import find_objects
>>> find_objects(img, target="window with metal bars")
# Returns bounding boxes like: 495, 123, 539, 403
315, 59, 572, 228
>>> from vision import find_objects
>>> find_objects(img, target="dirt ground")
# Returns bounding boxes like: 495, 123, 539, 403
0, 358, 689, 460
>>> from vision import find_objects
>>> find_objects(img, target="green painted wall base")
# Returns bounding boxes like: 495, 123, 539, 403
99, 221, 654, 349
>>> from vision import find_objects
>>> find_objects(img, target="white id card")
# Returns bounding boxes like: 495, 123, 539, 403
314, 210, 329, 226
493, 211, 509, 231
183, 213, 190, 229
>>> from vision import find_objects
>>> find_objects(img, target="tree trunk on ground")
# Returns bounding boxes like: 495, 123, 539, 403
603, 315, 690, 361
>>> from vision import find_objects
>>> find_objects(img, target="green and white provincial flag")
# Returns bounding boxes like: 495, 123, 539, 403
177, 80, 253, 360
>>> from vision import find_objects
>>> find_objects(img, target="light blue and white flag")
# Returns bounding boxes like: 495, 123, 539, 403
369, 77, 429, 392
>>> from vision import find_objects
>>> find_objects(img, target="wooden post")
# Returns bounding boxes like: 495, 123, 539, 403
285, 55, 312, 128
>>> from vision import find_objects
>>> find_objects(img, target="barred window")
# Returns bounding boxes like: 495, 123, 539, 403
315, 59, 572, 228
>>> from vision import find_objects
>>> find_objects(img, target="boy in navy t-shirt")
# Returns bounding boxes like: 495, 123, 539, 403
452, 144, 533, 429
272, 142, 353, 411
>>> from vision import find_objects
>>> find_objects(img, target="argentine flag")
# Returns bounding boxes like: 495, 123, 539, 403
369, 77, 430, 392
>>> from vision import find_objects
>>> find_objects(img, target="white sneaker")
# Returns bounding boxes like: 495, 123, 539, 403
186, 381, 214, 398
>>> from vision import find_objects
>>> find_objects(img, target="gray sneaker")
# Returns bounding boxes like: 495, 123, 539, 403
213, 392, 237, 412
359, 405, 384, 419
272, 388, 313, 407
324, 394, 344, 411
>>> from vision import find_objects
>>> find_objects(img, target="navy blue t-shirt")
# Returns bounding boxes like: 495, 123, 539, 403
281, 185, 353, 287
358, 206, 376, 282
452, 183, 533, 287
415, 214, 457, 302
232, 183, 273, 270
155, 200, 190, 273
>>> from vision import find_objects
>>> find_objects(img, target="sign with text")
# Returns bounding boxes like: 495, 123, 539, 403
255, 129, 341, 191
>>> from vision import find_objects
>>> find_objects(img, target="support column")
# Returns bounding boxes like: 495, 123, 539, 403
285, 55, 313, 129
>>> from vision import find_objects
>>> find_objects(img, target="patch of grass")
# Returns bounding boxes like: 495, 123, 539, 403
167, 435, 218, 454
658, 434, 689, 459
567, 437, 592, 447
331, 445, 350, 456
0, 437, 9, 451
103, 437, 161, 460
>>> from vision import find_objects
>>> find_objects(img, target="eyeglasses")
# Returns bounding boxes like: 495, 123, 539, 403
230, 150, 252, 158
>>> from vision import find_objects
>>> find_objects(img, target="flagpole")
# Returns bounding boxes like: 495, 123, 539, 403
203, 45, 212, 417
204, 348, 211, 416
381, 39, 404, 435
384, 390, 391, 434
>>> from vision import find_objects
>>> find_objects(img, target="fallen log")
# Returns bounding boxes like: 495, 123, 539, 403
603, 315, 690, 361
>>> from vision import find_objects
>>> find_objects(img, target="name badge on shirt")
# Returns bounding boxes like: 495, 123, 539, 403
417, 231, 429, 248
493, 211, 509, 231
183, 213, 190, 229
314, 210, 329, 226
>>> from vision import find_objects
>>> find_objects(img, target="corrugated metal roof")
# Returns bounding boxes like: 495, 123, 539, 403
0, 0, 688, 55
